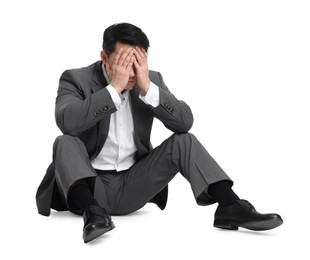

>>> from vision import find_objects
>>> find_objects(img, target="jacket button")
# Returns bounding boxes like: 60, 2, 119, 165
94, 112, 100, 117
98, 106, 108, 113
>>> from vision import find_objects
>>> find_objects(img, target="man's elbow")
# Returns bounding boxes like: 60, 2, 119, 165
182, 114, 194, 133
174, 113, 194, 133
55, 109, 77, 135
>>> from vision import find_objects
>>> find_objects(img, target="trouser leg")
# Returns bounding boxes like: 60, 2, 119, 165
111, 133, 233, 215
69, 183, 100, 212
53, 135, 107, 212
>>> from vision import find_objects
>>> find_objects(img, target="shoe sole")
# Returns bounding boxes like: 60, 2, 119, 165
214, 218, 283, 231
83, 222, 115, 243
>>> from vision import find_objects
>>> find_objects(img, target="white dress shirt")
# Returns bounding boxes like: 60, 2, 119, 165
90, 64, 160, 171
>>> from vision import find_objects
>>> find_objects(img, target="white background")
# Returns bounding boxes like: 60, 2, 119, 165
1, 0, 309, 259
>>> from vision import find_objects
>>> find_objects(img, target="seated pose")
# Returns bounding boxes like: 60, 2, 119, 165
36, 22, 283, 243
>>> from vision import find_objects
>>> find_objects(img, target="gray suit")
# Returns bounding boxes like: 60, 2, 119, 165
36, 61, 232, 216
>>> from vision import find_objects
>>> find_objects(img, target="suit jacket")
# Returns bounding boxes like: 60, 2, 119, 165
36, 61, 194, 216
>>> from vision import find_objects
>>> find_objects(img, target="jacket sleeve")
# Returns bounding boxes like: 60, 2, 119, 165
149, 72, 194, 133
55, 70, 116, 135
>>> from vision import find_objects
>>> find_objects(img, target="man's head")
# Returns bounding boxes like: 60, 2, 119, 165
100, 23, 150, 89
102, 23, 149, 57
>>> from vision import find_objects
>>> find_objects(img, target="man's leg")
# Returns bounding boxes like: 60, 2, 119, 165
69, 179, 99, 212
111, 133, 283, 231
111, 133, 233, 215
207, 180, 240, 206
53, 135, 98, 208
53, 135, 115, 243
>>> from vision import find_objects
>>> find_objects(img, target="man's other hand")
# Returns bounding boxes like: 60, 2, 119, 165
133, 46, 150, 96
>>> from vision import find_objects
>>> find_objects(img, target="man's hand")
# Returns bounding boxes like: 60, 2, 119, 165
106, 47, 135, 93
133, 46, 150, 96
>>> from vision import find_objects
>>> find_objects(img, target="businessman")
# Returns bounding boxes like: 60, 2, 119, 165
36, 23, 283, 243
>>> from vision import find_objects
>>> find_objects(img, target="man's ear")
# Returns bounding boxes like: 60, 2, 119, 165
100, 50, 108, 64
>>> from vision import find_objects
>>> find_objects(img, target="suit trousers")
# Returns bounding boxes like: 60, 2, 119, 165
53, 133, 232, 215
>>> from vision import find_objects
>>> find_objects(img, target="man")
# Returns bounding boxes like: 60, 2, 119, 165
36, 23, 283, 243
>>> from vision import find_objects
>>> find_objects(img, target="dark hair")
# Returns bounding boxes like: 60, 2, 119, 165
102, 23, 150, 56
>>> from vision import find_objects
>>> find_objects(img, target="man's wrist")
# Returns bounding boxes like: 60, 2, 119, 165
139, 82, 160, 107
106, 85, 122, 107
110, 81, 124, 94
140, 80, 151, 96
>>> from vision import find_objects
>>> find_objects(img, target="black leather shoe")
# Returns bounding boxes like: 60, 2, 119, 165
214, 199, 283, 231
83, 205, 115, 243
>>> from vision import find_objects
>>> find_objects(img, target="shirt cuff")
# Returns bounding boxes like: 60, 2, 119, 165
139, 82, 160, 107
106, 85, 122, 108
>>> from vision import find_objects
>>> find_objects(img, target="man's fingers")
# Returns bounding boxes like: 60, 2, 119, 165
136, 46, 147, 58
126, 56, 135, 70
115, 47, 130, 66
133, 47, 147, 65
133, 48, 142, 62
124, 49, 134, 68
133, 57, 139, 69
119, 48, 133, 66
114, 48, 124, 65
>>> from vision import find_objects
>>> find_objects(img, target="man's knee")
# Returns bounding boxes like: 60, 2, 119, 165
53, 134, 84, 150
172, 132, 197, 144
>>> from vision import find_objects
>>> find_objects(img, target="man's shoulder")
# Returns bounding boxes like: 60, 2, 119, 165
149, 69, 159, 77
60, 61, 101, 82
149, 70, 163, 86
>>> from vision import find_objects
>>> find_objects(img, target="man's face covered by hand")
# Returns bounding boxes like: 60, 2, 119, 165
104, 42, 136, 89
101, 42, 150, 94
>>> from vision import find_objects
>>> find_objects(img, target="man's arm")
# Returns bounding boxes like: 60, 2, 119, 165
55, 70, 116, 135
134, 47, 193, 133
56, 48, 136, 135
147, 71, 194, 133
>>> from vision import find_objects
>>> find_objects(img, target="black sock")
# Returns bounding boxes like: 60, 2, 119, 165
69, 184, 99, 212
208, 180, 240, 207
